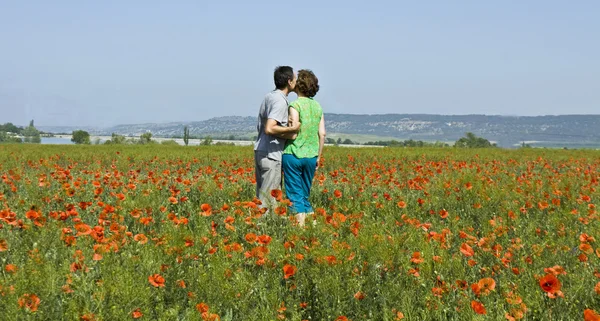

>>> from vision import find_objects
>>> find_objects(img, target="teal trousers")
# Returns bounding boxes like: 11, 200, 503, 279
282, 154, 317, 213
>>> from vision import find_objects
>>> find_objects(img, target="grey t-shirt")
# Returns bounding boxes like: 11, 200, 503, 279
254, 90, 288, 161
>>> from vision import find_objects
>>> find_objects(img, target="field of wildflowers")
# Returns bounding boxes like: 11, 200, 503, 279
1, 145, 599, 320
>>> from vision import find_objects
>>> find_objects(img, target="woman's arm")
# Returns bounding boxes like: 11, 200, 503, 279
317, 114, 326, 169
279, 107, 300, 140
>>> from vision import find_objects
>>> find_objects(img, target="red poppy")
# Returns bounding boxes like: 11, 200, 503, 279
471, 283, 481, 296
477, 278, 496, 296
274, 206, 287, 216
410, 252, 424, 264
18, 293, 41, 312
80, 313, 97, 321
148, 274, 165, 288
354, 291, 365, 300
539, 274, 561, 297
5, 264, 18, 273
543, 265, 566, 276
270, 189, 283, 201
283, 264, 297, 279
470, 300, 486, 315
196, 302, 209, 313
26, 209, 40, 220
245, 233, 257, 243
439, 209, 448, 219
132, 308, 143, 319
408, 268, 419, 277
585, 309, 600, 321
580, 233, 595, 243
460, 243, 474, 257
200, 203, 212, 216
134, 234, 148, 244
257, 234, 272, 245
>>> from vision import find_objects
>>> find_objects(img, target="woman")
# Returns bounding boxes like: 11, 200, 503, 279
283, 69, 326, 227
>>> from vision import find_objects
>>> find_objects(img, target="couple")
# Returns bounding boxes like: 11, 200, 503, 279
254, 66, 326, 226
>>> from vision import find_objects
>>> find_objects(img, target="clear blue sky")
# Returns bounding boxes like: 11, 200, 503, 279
1, 1, 599, 127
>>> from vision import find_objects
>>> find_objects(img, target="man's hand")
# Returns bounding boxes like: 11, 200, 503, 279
288, 119, 300, 132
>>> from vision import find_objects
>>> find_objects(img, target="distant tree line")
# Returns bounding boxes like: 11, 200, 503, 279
358, 132, 495, 148
0, 120, 41, 144
66, 127, 231, 147
102, 132, 158, 145
2, 124, 498, 149
454, 132, 496, 148
99, 132, 225, 146
324, 138, 356, 145
363, 139, 450, 147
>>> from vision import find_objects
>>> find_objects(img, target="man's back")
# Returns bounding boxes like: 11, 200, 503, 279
254, 90, 289, 161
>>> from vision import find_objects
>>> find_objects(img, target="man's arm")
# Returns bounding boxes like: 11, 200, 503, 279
264, 99, 299, 138
265, 118, 299, 138
317, 114, 326, 169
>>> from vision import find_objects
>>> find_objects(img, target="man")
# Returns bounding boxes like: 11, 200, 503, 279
254, 66, 299, 210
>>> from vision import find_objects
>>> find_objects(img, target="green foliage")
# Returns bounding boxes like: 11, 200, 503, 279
213, 142, 235, 146
0, 131, 22, 143
0, 122, 22, 135
520, 142, 532, 148
21, 122, 41, 144
454, 132, 495, 148
139, 132, 155, 145
183, 126, 190, 146
200, 136, 213, 146
364, 139, 450, 147
105, 133, 127, 145
71, 130, 91, 145
161, 139, 180, 146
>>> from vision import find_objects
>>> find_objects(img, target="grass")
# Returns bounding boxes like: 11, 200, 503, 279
0, 144, 599, 320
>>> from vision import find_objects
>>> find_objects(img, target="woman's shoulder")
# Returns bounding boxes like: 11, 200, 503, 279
289, 99, 303, 108
310, 99, 323, 112
290, 97, 322, 111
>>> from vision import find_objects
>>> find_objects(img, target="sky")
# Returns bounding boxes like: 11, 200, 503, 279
1, 1, 599, 127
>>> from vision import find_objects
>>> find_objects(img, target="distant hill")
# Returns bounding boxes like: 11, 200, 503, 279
38, 114, 600, 148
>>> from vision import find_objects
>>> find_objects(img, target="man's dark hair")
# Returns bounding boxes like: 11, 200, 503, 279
274, 66, 294, 90
295, 69, 319, 97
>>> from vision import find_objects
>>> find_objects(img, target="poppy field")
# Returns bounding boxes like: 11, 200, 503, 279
1, 144, 599, 320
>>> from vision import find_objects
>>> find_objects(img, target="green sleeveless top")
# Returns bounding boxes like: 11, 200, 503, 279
284, 97, 323, 158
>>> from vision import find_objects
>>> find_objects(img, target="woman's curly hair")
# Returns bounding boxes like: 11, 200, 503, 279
295, 69, 319, 98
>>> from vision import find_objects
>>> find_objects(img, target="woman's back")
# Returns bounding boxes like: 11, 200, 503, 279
284, 97, 322, 158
